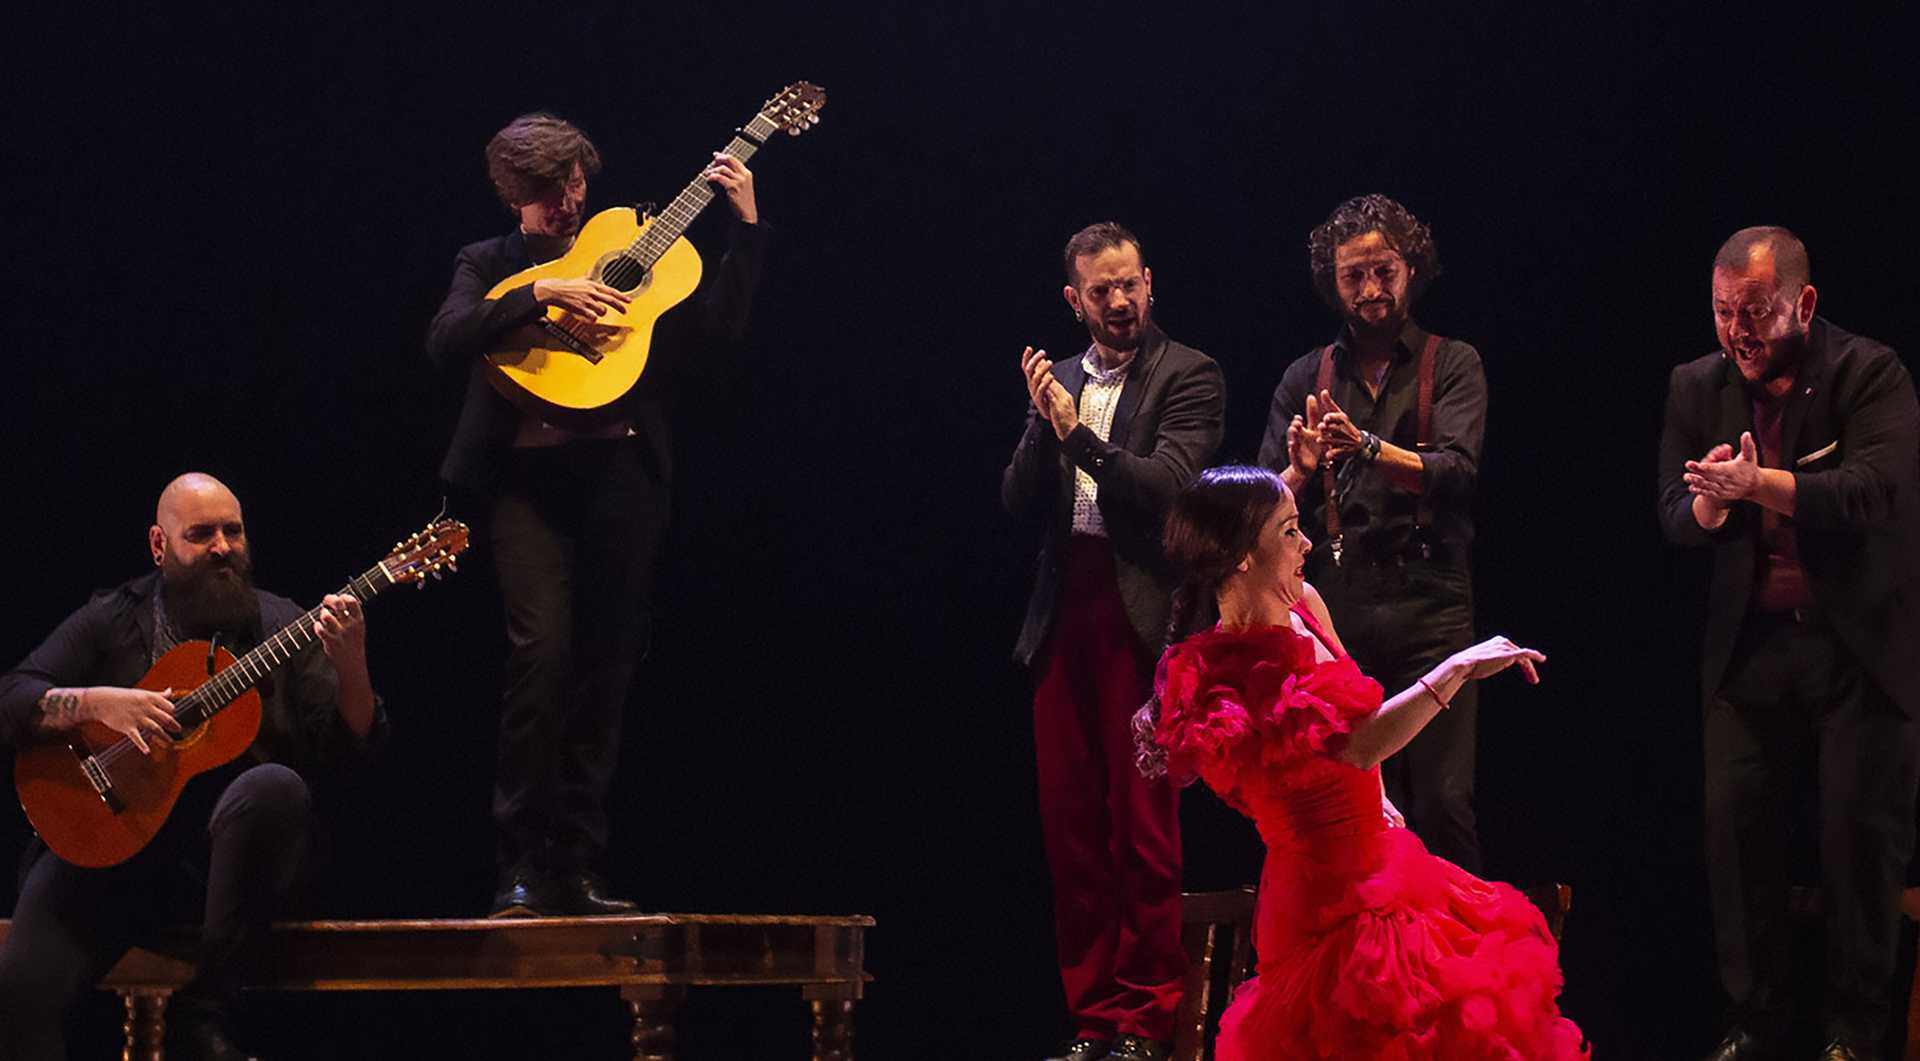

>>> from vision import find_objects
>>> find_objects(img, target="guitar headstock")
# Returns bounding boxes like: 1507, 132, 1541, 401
758, 81, 827, 138
385, 519, 470, 588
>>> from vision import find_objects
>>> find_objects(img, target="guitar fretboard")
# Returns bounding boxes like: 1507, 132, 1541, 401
628, 107, 782, 269
172, 565, 393, 728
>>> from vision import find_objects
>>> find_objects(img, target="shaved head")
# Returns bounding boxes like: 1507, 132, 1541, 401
1714, 226, 1811, 291
155, 472, 241, 533
149, 473, 257, 638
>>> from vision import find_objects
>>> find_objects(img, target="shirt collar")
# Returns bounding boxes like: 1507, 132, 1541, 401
1080, 346, 1134, 385
1331, 320, 1430, 369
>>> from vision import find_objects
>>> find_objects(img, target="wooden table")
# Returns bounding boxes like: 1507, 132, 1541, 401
0, 912, 872, 1060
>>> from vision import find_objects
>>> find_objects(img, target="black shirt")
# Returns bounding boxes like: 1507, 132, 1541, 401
0, 572, 389, 801
1257, 321, 1487, 565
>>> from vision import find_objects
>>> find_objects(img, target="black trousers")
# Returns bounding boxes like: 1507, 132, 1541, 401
1705, 614, 1920, 1047
0, 763, 312, 1061
490, 437, 668, 878
1315, 557, 1481, 873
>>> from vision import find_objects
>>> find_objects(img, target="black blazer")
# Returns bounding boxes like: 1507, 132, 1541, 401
1658, 317, 1920, 716
1001, 325, 1226, 666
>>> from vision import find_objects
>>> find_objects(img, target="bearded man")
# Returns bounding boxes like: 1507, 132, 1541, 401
0, 473, 386, 1061
1257, 194, 1490, 873
1003, 221, 1225, 1061
1660, 227, 1920, 1061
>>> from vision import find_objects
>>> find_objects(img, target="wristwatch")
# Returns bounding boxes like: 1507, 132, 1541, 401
1359, 430, 1382, 462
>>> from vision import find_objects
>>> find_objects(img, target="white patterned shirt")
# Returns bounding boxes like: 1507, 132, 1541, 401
1071, 348, 1132, 536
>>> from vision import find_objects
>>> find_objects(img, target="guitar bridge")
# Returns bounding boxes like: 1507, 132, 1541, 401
536, 319, 605, 364
73, 745, 125, 814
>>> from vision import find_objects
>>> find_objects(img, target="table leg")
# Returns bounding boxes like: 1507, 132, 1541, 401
621, 985, 684, 1061
808, 997, 855, 1061
118, 990, 169, 1061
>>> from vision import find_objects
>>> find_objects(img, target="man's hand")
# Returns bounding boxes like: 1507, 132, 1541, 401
704, 152, 757, 224
314, 593, 367, 666
1287, 392, 1328, 477
1685, 433, 1762, 504
1021, 345, 1079, 441
1316, 389, 1367, 459
38, 686, 181, 754
532, 278, 631, 320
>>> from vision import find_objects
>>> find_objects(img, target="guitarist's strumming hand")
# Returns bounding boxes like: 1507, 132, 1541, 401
533, 278, 630, 321
703, 152, 757, 224
34, 686, 182, 754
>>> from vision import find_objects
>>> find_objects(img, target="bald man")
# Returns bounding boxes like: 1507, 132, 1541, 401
0, 474, 388, 1061
1660, 228, 1920, 1061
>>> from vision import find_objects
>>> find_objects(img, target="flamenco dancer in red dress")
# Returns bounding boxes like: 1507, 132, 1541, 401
1136, 465, 1587, 1060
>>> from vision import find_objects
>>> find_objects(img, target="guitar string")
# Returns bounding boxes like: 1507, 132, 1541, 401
88, 571, 389, 775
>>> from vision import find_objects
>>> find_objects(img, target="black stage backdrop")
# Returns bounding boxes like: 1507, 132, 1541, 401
3, 3, 1916, 1058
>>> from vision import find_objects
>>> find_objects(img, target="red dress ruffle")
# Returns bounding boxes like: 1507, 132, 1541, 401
1154, 623, 1588, 1060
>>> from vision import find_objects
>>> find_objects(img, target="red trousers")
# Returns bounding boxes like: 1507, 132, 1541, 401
1034, 536, 1184, 1042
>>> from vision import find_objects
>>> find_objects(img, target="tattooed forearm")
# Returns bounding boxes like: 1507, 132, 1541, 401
34, 688, 86, 732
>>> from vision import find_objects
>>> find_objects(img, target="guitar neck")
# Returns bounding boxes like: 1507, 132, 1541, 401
173, 564, 393, 728
629, 113, 782, 269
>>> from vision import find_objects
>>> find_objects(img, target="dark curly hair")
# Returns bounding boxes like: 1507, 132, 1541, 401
1307, 194, 1441, 311
485, 112, 603, 213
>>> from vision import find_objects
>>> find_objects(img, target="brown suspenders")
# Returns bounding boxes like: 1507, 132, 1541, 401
1314, 333, 1443, 566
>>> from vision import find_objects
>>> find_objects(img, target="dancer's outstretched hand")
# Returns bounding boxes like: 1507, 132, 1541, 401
1448, 636, 1546, 685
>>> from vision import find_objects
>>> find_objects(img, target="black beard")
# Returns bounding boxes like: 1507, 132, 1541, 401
162, 555, 262, 642
1345, 300, 1406, 339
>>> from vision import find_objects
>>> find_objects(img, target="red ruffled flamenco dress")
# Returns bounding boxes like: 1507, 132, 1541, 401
1150, 607, 1587, 1060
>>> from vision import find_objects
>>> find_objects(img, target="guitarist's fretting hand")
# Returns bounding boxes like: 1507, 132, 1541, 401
533, 278, 631, 320
703, 152, 757, 224
315, 593, 378, 740
34, 686, 182, 754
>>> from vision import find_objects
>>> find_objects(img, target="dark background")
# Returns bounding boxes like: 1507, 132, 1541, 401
4, 2, 1917, 1057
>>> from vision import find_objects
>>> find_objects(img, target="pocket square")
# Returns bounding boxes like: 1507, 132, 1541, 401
1796, 440, 1838, 466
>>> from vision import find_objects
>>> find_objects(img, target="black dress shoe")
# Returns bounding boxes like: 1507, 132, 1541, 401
488, 870, 544, 918
491, 870, 639, 917
1816, 1041, 1862, 1061
1043, 1039, 1110, 1061
1103, 1034, 1171, 1061
1702, 1028, 1771, 1061
542, 871, 639, 916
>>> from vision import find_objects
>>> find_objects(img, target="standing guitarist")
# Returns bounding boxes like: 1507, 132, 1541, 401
426, 112, 767, 917
0, 473, 386, 1061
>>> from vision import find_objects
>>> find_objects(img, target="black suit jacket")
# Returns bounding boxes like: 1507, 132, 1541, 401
1001, 325, 1226, 666
425, 219, 768, 494
1658, 317, 1920, 716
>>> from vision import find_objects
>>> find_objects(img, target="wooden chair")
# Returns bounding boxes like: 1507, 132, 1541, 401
1171, 888, 1256, 1061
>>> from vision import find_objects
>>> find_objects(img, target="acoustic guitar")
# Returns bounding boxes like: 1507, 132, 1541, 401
482, 81, 827, 425
14, 519, 469, 868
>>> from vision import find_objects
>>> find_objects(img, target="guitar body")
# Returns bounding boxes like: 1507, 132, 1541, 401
14, 643, 261, 868
482, 207, 704, 425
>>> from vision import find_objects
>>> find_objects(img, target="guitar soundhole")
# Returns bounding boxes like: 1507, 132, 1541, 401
598, 255, 650, 294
